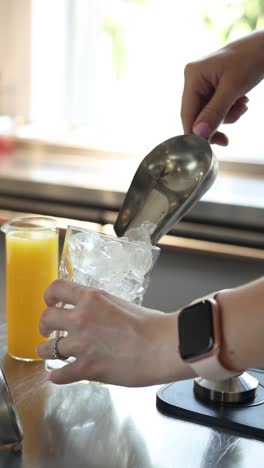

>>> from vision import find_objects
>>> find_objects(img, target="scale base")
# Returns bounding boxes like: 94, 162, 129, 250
156, 369, 264, 441
194, 372, 258, 404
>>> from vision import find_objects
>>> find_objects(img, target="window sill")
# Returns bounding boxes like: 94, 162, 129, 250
0, 132, 262, 248
15, 131, 264, 207
15, 125, 264, 176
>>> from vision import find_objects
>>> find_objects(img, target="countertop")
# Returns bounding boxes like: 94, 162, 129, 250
2, 333, 264, 468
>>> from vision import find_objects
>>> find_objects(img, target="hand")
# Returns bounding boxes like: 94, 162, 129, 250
37, 279, 184, 386
181, 30, 264, 145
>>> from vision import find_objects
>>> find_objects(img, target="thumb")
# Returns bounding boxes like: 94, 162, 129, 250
193, 84, 238, 139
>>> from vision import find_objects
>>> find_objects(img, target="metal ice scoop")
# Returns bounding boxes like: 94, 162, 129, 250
114, 134, 217, 244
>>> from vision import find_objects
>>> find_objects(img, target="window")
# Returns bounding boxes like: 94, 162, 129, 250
28, 0, 264, 162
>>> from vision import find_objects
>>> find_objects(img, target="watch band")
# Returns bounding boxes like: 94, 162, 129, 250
190, 353, 240, 381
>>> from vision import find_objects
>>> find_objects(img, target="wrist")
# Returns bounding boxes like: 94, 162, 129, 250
213, 278, 264, 373
149, 311, 194, 384
217, 289, 245, 373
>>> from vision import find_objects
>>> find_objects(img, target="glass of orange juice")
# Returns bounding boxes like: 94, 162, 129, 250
1, 216, 59, 361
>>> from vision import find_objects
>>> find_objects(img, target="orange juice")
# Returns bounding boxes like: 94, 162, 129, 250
6, 229, 58, 360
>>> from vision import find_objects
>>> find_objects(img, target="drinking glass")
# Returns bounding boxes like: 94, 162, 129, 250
46, 225, 160, 371
1, 216, 59, 361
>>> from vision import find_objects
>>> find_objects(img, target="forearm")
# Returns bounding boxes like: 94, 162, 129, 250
228, 29, 264, 78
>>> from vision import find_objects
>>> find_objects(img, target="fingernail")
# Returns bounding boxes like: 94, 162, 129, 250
46, 372, 52, 381
193, 122, 212, 139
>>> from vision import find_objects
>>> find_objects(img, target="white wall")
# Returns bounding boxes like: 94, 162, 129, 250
0, 0, 31, 120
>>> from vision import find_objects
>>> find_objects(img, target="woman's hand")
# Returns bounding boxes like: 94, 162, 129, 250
181, 30, 264, 145
37, 279, 189, 386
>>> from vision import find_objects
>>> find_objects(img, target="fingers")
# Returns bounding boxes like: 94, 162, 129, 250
181, 68, 242, 142
44, 278, 85, 307
47, 360, 83, 385
181, 86, 203, 134
37, 335, 74, 360
210, 131, 229, 146
206, 96, 248, 146
224, 96, 248, 124
195, 95, 248, 146
39, 305, 72, 337
192, 81, 240, 139
224, 104, 248, 124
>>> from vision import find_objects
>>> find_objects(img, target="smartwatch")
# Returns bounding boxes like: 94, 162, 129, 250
178, 295, 240, 381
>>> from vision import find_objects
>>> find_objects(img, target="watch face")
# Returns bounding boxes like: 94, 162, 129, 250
178, 300, 214, 360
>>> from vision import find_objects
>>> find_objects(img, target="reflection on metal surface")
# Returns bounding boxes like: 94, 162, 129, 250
40, 382, 153, 468
0, 363, 23, 445
114, 135, 217, 244
201, 431, 242, 468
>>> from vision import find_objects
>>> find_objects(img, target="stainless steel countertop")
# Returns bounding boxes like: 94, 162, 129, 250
2, 332, 264, 468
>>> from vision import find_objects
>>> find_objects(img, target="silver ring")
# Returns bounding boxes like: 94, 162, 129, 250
52, 336, 69, 361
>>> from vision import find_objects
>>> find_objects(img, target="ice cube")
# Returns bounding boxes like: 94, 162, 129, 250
124, 223, 154, 279
72, 268, 100, 289
65, 227, 154, 302
68, 231, 104, 271
68, 231, 101, 254
123, 241, 153, 280
104, 240, 131, 278
102, 274, 144, 303
126, 222, 155, 246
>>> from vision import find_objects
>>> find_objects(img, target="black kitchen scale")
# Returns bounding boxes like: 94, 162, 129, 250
156, 369, 264, 441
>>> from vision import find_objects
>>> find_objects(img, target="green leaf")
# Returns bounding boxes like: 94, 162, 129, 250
203, 0, 262, 43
